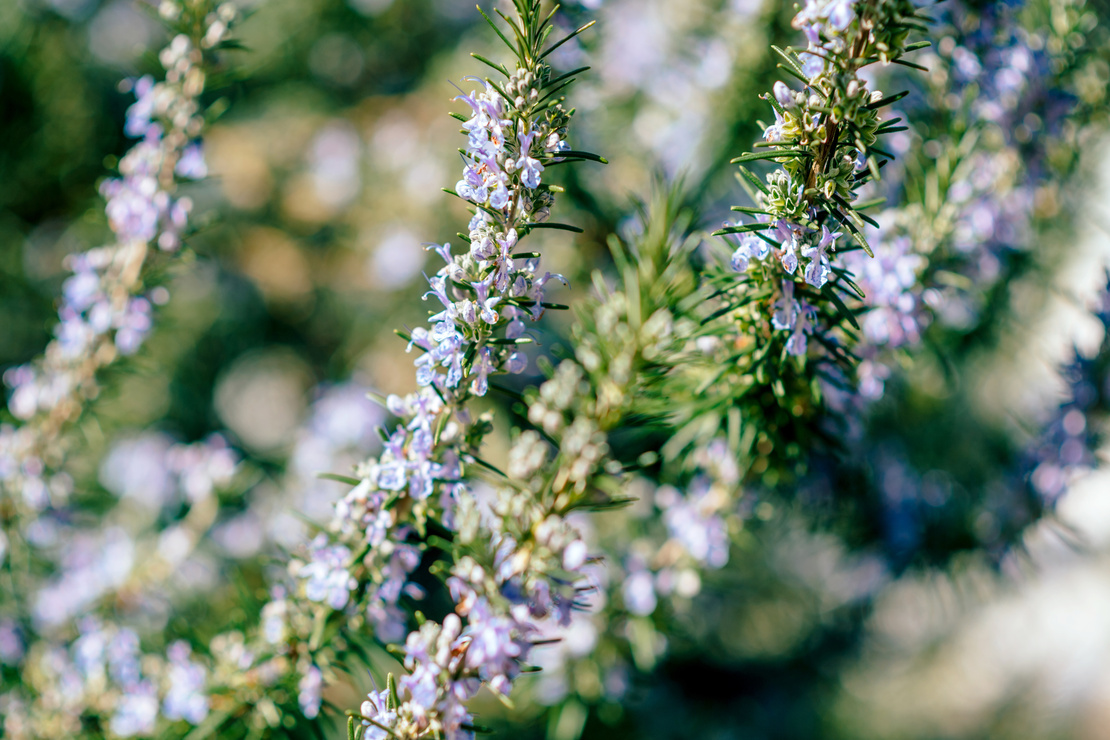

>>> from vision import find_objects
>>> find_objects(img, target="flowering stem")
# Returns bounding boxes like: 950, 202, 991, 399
0, 0, 241, 535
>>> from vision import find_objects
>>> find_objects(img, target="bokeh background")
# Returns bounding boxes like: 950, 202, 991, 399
5, 0, 1110, 737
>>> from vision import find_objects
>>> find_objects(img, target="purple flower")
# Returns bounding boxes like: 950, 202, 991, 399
786, 303, 816, 356
163, 641, 209, 725
175, 142, 208, 179
730, 233, 768, 272
773, 80, 795, 109
464, 599, 529, 696
802, 225, 839, 288
489, 182, 510, 210
456, 165, 489, 203
622, 567, 657, 616
298, 666, 323, 719
110, 681, 158, 737
114, 297, 153, 355
505, 351, 527, 374
772, 280, 798, 331
301, 535, 356, 610
659, 478, 730, 568
516, 127, 545, 189
360, 687, 398, 740
826, 0, 856, 31
470, 347, 497, 397
530, 272, 568, 320
62, 268, 102, 312
799, 51, 824, 78
780, 235, 799, 274
763, 109, 787, 142
377, 461, 408, 491
471, 275, 500, 325
102, 175, 163, 244
124, 76, 157, 138
504, 305, 527, 339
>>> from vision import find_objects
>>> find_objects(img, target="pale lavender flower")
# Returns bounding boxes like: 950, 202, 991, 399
110, 681, 158, 737
773, 80, 796, 109
464, 599, 530, 696
471, 275, 501, 325
360, 687, 398, 740
100, 440, 155, 505
799, 51, 825, 79
0, 620, 22, 666
298, 665, 323, 719
301, 535, 357, 610
785, 302, 816, 356
470, 347, 497, 397
163, 641, 209, 724
658, 479, 730, 568
505, 351, 527, 374
845, 226, 925, 348
622, 566, 657, 616
779, 234, 800, 275
772, 280, 798, 331
368, 602, 409, 644
802, 225, 839, 289
2, 6, 237, 528
530, 272, 568, 320
730, 232, 769, 273
763, 109, 787, 142
490, 183, 511, 211
113, 297, 153, 355
123, 75, 157, 137
106, 627, 143, 688
168, 434, 238, 503
261, 596, 288, 645
793, 0, 857, 37
400, 616, 477, 719
516, 127, 545, 189
175, 142, 208, 179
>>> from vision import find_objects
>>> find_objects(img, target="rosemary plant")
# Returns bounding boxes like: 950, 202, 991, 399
0, 0, 240, 532
232, 4, 607, 739
695, 0, 930, 471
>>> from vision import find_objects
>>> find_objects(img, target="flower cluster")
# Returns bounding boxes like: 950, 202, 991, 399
1024, 280, 1110, 501
718, 0, 922, 358
15, 435, 236, 634
840, 221, 927, 399
0, 1, 239, 528
227, 5, 609, 736
298, 535, 358, 610
2, 622, 210, 738
412, 62, 579, 394
831, 0, 1099, 402
621, 445, 739, 616
779, 1, 1107, 572
99, 432, 238, 509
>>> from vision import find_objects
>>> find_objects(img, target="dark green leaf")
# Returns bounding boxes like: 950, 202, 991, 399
822, 284, 861, 331
730, 150, 810, 164
476, 5, 520, 59
552, 149, 608, 164
317, 473, 362, 486
544, 66, 590, 90
525, 222, 584, 233
470, 52, 509, 77
891, 57, 929, 71
713, 223, 772, 236
736, 165, 769, 195
863, 90, 910, 110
